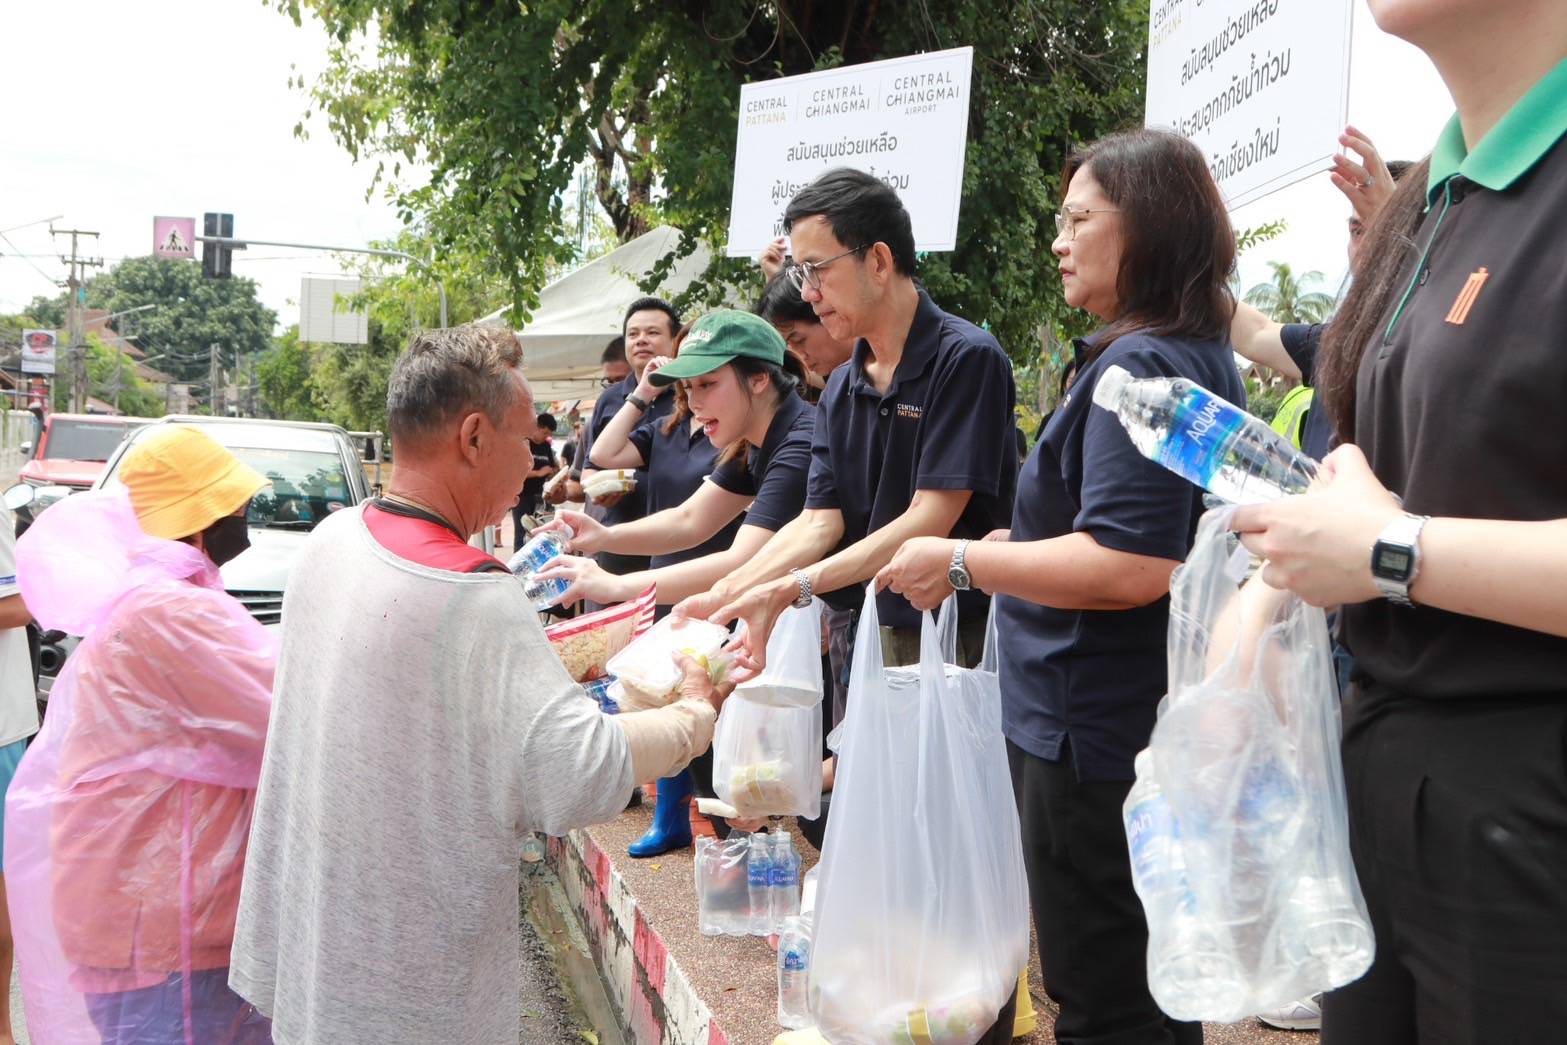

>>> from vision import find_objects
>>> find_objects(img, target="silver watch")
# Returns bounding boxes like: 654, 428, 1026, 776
947, 539, 973, 591
1370, 512, 1430, 607
787, 567, 813, 608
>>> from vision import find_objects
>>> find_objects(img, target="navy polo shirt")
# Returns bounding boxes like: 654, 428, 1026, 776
709, 393, 815, 532
804, 290, 1017, 630
578, 375, 673, 527
628, 416, 744, 569
996, 331, 1245, 783
1280, 323, 1334, 461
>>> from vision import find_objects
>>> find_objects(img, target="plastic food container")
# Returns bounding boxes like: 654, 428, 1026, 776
606, 615, 731, 704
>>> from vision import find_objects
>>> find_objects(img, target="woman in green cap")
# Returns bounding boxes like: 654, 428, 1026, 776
538, 309, 818, 857
540, 309, 816, 614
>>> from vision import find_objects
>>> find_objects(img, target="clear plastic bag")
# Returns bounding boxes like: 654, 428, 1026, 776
1125, 508, 1374, 1023
544, 585, 657, 682
808, 589, 1029, 1045
733, 599, 824, 708
711, 696, 822, 818
605, 615, 731, 709
694, 835, 753, 937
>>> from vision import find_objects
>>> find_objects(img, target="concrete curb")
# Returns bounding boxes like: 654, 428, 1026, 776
549, 830, 729, 1045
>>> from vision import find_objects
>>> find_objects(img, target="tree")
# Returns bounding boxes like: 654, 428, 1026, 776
50, 333, 164, 417
257, 326, 320, 420
1244, 261, 1336, 325
26, 256, 277, 386
276, 0, 1150, 363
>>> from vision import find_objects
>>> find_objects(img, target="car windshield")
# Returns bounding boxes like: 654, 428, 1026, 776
231, 447, 352, 532
43, 420, 133, 462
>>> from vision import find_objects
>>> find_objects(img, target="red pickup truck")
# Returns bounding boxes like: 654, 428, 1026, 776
19, 413, 150, 489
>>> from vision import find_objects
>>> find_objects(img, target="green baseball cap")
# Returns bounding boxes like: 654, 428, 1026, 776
647, 309, 786, 386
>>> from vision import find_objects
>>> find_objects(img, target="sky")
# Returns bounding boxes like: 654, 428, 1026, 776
1, 1, 1454, 332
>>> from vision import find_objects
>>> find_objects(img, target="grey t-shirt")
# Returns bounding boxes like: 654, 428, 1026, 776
229, 507, 633, 1043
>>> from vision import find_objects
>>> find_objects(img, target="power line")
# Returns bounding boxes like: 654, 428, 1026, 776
0, 230, 64, 288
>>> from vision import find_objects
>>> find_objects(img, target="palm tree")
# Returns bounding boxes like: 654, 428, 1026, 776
1243, 262, 1337, 324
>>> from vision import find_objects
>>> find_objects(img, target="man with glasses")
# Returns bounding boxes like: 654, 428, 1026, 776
683, 167, 1017, 691
680, 163, 1021, 1042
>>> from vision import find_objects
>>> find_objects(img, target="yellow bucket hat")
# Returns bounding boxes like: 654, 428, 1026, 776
120, 426, 269, 540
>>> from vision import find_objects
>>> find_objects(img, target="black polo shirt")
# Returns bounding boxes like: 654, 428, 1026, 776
803, 290, 1017, 630
996, 332, 1245, 782
1343, 61, 1567, 702
709, 393, 815, 532
1280, 323, 1334, 461
578, 375, 673, 527
519, 438, 556, 511
628, 416, 743, 570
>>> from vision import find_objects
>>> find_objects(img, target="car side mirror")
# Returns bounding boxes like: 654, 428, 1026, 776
19, 442, 31, 458
2, 484, 34, 512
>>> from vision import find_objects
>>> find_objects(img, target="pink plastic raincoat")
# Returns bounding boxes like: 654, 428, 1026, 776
5, 488, 276, 1044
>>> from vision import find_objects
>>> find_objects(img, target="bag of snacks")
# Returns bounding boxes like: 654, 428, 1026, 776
544, 586, 657, 682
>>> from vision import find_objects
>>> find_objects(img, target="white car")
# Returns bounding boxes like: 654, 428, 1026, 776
94, 416, 375, 626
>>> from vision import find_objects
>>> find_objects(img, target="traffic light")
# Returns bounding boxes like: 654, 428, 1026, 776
202, 212, 234, 279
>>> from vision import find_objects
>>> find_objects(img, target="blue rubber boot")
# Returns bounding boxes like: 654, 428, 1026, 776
628, 770, 694, 858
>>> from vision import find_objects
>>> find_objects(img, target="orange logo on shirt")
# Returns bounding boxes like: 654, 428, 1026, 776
1444, 267, 1489, 325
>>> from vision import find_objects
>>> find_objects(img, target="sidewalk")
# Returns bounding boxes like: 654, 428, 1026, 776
547, 805, 1318, 1045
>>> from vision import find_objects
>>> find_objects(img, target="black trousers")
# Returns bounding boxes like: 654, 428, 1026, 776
1322, 689, 1567, 1045
1008, 739, 1201, 1045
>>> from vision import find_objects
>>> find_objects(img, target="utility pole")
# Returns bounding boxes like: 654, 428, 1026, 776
209, 342, 222, 416
51, 224, 102, 413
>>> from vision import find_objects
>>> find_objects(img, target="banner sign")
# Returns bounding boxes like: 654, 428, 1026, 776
21, 329, 57, 375
726, 46, 973, 257
153, 215, 197, 259
1145, 0, 1354, 208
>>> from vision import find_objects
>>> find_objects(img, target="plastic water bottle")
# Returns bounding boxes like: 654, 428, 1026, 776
748, 833, 774, 935
1092, 364, 1318, 504
776, 915, 813, 1029
508, 524, 575, 609
1276, 872, 1375, 985
1123, 755, 1246, 1019
769, 831, 802, 932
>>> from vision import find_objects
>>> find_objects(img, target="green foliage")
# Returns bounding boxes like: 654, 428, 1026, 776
25, 257, 277, 385
257, 326, 320, 420
1244, 375, 1289, 424
1244, 261, 1335, 325
1235, 219, 1287, 255
277, 0, 1151, 364
49, 333, 165, 416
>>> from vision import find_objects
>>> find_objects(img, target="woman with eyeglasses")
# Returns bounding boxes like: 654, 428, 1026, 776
878, 128, 1244, 1044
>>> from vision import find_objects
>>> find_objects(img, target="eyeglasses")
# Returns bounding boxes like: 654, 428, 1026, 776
787, 245, 869, 291
1054, 207, 1119, 242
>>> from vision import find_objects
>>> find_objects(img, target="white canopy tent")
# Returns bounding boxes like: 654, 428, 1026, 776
477, 225, 745, 403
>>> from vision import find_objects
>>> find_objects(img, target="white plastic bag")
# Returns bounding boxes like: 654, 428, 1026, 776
712, 695, 823, 818
808, 589, 1029, 1045
1125, 508, 1374, 1023
694, 835, 752, 937
734, 599, 824, 708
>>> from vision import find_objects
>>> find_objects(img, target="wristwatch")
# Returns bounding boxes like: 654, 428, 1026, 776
626, 393, 650, 412
1370, 512, 1430, 607
787, 567, 814, 608
947, 539, 973, 592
